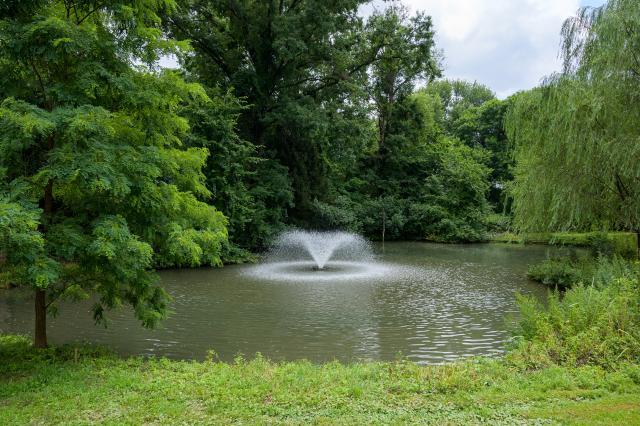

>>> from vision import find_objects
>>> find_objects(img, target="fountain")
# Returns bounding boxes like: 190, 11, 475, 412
274, 230, 372, 270
244, 230, 398, 282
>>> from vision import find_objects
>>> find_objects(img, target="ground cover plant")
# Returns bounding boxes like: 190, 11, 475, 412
1, 334, 640, 425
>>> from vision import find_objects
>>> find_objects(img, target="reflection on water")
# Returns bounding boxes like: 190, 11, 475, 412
0, 242, 561, 364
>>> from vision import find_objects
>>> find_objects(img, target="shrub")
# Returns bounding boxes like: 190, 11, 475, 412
484, 213, 511, 234
527, 257, 583, 288
509, 277, 640, 370
588, 232, 616, 258
527, 255, 639, 288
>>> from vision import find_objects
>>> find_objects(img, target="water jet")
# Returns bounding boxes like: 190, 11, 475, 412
244, 230, 395, 282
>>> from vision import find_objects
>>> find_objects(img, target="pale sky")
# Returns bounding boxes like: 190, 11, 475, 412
363, 0, 607, 98
161, 0, 607, 98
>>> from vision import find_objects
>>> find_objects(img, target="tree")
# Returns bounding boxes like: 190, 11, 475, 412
0, 0, 227, 347
165, 0, 394, 226
182, 88, 293, 254
365, 3, 441, 150
424, 79, 495, 134
311, 6, 493, 243
506, 0, 640, 249
315, 90, 491, 243
451, 98, 512, 211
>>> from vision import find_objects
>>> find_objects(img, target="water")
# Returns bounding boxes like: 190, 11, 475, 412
0, 242, 562, 364
271, 230, 372, 269
245, 230, 401, 282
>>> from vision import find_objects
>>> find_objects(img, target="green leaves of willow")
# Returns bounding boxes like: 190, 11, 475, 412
506, 0, 640, 234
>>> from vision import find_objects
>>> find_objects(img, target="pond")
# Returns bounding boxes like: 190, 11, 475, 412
0, 242, 560, 364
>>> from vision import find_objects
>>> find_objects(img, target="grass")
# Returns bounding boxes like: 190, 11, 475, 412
1, 335, 640, 425
489, 231, 637, 258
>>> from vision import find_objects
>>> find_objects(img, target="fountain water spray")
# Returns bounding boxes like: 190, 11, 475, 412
243, 230, 403, 282
274, 230, 371, 269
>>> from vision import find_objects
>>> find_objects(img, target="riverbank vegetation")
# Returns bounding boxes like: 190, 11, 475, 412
2, 334, 640, 424
527, 256, 640, 289
490, 232, 637, 256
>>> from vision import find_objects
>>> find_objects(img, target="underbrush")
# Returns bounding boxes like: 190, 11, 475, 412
527, 255, 639, 289
509, 277, 640, 369
513, 252, 640, 371
490, 231, 638, 258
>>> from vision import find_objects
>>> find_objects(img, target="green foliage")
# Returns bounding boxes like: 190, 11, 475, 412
506, 0, 640, 235
166, 0, 375, 225
527, 257, 586, 289
510, 276, 640, 369
527, 255, 640, 289
316, 85, 491, 243
2, 333, 640, 424
163, 2, 510, 244
492, 231, 638, 256
423, 79, 495, 133
450, 98, 513, 211
588, 232, 638, 259
484, 213, 511, 234
182, 88, 293, 253
366, 4, 440, 149
0, 1, 228, 336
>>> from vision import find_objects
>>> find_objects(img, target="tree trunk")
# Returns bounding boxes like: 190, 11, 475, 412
34, 289, 47, 348
34, 162, 54, 348
381, 205, 386, 251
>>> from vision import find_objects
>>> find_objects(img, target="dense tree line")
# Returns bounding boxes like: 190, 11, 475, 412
0, 0, 514, 346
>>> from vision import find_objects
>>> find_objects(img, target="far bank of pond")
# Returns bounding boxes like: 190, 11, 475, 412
0, 242, 573, 363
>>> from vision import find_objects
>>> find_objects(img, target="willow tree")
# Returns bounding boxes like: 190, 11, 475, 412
506, 0, 640, 249
0, 0, 227, 348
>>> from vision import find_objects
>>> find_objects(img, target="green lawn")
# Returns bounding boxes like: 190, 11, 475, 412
1, 335, 639, 425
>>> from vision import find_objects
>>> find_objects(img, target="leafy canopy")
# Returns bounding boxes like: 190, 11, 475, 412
0, 0, 227, 329
506, 0, 640, 233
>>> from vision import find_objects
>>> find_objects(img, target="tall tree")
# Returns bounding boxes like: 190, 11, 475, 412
424, 79, 495, 134
366, 3, 441, 151
165, 0, 385, 225
506, 0, 640, 250
0, 0, 227, 347
182, 89, 293, 253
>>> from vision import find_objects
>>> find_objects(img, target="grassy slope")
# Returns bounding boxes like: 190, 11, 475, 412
1, 336, 640, 425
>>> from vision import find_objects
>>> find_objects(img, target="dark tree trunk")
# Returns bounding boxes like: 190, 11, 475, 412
34, 289, 47, 348
34, 151, 54, 348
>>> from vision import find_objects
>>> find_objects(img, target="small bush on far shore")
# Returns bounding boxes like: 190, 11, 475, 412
527, 255, 639, 289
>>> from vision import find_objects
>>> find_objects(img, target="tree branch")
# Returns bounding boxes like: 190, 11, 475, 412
77, 2, 106, 25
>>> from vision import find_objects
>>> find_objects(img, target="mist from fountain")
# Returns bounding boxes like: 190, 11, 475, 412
274, 230, 372, 269
243, 230, 411, 282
